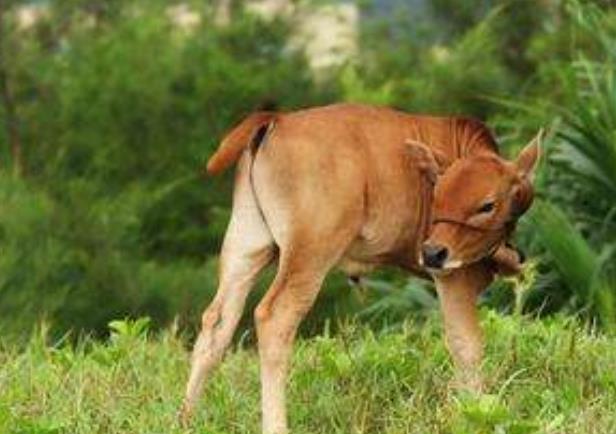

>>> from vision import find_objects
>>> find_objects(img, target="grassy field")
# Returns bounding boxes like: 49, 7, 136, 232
1, 311, 615, 434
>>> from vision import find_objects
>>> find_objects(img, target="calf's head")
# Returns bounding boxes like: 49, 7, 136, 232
410, 131, 541, 273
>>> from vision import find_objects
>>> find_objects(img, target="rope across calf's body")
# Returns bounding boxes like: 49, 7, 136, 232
431, 216, 515, 233
429, 216, 524, 265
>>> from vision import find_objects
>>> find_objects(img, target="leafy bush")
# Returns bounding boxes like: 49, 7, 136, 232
0, 173, 220, 340
485, 2, 616, 327
0, 1, 338, 339
2, 0, 616, 339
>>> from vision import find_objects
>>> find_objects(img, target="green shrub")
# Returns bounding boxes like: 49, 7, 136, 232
0, 2, 337, 339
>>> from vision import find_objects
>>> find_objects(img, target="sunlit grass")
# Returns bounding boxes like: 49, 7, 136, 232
1, 312, 615, 434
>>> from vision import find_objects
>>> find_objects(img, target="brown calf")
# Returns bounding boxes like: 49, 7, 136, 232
180, 103, 541, 433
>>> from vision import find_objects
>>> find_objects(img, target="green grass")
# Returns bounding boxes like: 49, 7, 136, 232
1, 312, 615, 434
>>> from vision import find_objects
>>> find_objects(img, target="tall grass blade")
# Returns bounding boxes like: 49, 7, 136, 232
529, 201, 616, 329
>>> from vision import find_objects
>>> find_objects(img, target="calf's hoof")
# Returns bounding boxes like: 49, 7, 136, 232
177, 401, 194, 428
449, 373, 484, 395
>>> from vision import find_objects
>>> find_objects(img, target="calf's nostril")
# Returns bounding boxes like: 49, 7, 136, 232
435, 246, 448, 261
422, 243, 449, 268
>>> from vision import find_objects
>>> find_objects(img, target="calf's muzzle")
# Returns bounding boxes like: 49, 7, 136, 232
422, 242, 449, 269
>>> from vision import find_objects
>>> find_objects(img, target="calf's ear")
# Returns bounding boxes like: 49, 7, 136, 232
515, 129, 543, 179
511, 129, 542, 220
406, 140, 446, 184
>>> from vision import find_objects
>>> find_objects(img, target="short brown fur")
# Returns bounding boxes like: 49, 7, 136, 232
181, 103, 541, 434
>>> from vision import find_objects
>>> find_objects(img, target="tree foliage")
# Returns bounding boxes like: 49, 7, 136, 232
0, 0, 615, 339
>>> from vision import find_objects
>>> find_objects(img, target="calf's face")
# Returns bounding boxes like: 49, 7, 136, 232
416, 133, 541, 272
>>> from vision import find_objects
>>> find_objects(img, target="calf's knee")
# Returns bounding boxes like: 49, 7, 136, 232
201, 301, 222, 330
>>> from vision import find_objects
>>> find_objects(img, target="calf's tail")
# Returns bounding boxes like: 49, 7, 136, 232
205, 112, 277, 175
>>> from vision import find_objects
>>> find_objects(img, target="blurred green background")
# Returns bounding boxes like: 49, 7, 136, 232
0, 0, 615, 342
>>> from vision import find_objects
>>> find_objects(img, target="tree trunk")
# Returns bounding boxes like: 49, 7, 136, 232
214, 0, 233, 26
0, 0, 23, 177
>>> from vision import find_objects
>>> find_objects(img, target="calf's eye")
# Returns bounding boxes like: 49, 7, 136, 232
477, 201, 495, 214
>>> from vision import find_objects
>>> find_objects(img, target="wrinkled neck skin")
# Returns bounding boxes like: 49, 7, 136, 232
408, 116, 500, 166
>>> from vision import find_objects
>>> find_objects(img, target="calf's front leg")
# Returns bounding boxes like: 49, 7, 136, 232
433, 263, 493, 392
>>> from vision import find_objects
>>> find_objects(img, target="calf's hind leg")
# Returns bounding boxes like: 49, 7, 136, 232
255, 237, 353, 434
180, 158, 275, 423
